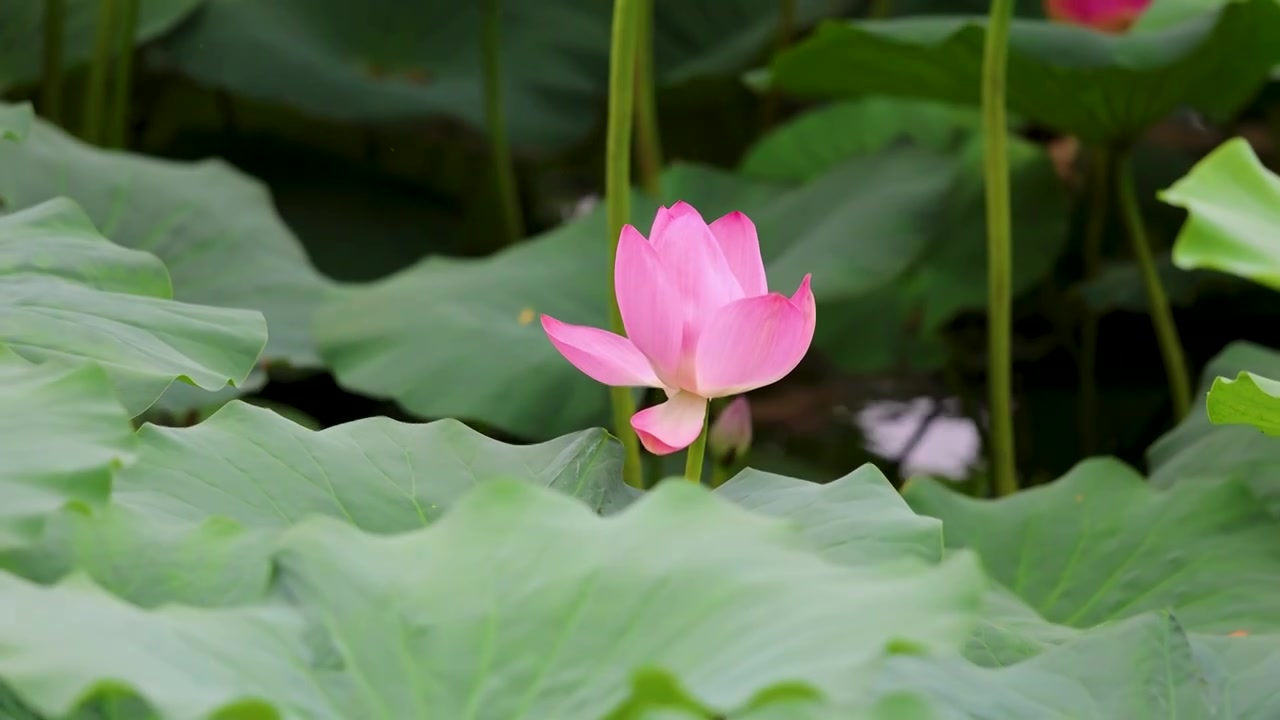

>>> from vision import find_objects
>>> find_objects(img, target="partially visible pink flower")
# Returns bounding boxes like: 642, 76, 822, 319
1045, 0, 1151, 32
541, 202, 816, 455
709, 396, 753, 464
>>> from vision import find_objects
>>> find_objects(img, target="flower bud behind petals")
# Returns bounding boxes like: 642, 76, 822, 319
709, 396, 753, 464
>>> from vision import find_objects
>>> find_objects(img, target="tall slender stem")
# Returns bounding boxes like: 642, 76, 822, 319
606, 0, 646, 489
1077, 148, 1111, 456
1115, 153, 1192, 419
105, 0, 138, 148
481, 0, 525, 244
632, 0, 663, 197
41, 0, 65, 124
980, 0, 1017, 497
82, 0, 116, 144
685, 406, 710, 484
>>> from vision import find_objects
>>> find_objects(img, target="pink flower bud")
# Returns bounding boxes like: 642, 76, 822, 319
709, 396, 753, 464
1044, 0, 1152, 33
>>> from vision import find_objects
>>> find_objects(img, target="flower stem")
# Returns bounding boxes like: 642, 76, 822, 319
1115, 153, 1192, 419
1078, 147, 1111, 456
105, 0, 138, 148
481, 0, 525, 244
685, 405, 710, 484
606, 0, 646, 489
41, 0, 65, 124
980, 0, 1017, 497
82, 0, 116, 144
632, 0, 663, 197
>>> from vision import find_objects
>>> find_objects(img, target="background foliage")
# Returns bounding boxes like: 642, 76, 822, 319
4, 0, 1280, 717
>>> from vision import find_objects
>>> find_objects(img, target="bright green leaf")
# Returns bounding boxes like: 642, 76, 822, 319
765, 0, 1280, 145
1206, 370, 1280, 435
905, 457, 1280, 634
1160, 137, 1280, 290
1148, 342, 1280, 514
0, 199, 267, 415
0, 348, 134, 549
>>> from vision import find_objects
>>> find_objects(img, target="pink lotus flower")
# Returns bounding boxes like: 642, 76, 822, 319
1045, 0, 1151, 32
542, 202, 816, 455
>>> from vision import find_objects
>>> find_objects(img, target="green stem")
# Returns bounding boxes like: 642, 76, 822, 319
685, 405, 710, 484
633, 0, 663, 197
481, 0, 525, 244
1078, 148, 1111, 456
606, 0, 646, 489
82, 0, 116, 144
980, 0, 1017, 497
41, 0, 65, 124
105, 0, 138, 148
1114, 153, 1192, 420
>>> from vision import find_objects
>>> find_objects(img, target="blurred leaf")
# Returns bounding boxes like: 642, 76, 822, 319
0, 199, 266, 414
0, 347, 134, 550
739, 98, 980, 183
765, 0, 1280, 145
1207, 370, 1280, 435
715, 464, 942, 566
0, 107, 337, 381
906, 457, 1280, 633
0, 481, 987, 718
1161, 137, 1280, 290
156, 0, 842, 150
0, 102, 31, 141
0, 0, 203, 91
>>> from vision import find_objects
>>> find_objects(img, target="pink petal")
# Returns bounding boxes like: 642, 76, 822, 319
710, 211, 768, 297
654, 212, 745, 338
648, 201, 702, 251
615, 225, 683, 383
541, 315, 662, 388
694, 274, 816, 397
631, 391, 709, 455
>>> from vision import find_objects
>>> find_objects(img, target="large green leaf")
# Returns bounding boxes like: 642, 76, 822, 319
764, 0, 1280, 145
0, 480, 988, 718
905, 457, 1280, 633
0, 199, 266, 414
1160, 137, 1280, 290
112, 400, 635, 530
0, 106, 336, 375
715, 464, 942, 566
155, 0, 842, 150
0, 348, 134, 549
0, 0, 204, 91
